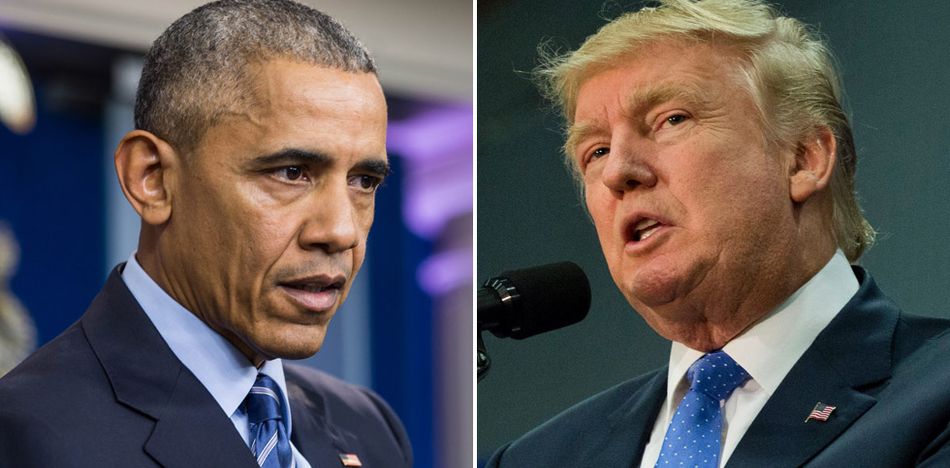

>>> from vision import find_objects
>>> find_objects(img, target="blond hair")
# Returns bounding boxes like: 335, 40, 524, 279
536, 0, 874, 261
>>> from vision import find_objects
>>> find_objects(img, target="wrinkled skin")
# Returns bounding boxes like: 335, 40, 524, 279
571, 41, 836, 350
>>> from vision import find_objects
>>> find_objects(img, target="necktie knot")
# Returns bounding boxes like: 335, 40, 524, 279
687, 350, 749, 401
246, 374, 284, 425
655, 351, 749, 467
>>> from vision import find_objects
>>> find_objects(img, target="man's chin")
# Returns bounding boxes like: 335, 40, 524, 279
623, 269, 683, 308
622, 253, 714, 308
274, 346, 324, 361
251, 325, 329, 361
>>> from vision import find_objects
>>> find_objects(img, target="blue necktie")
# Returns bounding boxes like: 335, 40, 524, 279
245, 374, 294, 468
655, 351, 750, 468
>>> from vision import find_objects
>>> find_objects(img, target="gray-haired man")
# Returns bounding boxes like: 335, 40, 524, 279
0, 1, 411, 466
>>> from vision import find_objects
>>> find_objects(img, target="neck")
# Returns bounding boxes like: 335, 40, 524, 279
649, 243, 836, 352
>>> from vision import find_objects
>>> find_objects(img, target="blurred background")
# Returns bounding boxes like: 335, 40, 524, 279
0, 1, 472, 467
478, 0, 950, 464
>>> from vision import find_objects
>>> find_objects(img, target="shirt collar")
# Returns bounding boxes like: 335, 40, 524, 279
121, 253, 293, 433
665, 250, 859, 404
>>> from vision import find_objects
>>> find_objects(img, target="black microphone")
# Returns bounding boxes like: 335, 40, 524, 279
478, 261, 591, 339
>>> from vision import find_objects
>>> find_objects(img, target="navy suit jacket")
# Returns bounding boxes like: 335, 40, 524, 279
488, 267, 950, 467
0, 267, 412, 467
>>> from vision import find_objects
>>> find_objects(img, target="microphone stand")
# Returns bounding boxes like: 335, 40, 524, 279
477, 331, 491, 382
477, 279, 509, 382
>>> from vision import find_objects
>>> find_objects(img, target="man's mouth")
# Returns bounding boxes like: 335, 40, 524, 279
278, 276, 346, 312
283, 282, 340, 293
631, 218, 664, 242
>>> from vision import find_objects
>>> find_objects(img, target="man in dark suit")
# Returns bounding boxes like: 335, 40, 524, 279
488, 0, 950, 466
0, 1, 411, 467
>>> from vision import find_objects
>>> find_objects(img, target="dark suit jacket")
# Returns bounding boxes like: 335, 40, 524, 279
488, 267, 950, 467
0, 267, 412, 467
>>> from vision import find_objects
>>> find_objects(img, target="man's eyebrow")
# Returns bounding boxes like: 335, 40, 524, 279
566, 82, 710, 153
248, 148, 332, 167
247, 148, 390, 176
353, 159, 391, 178
565, 122, 604, 157
627, 82, 708, 115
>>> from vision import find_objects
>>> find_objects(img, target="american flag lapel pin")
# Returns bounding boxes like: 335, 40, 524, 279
339, 453, 362, 467
805, 402, 836, 422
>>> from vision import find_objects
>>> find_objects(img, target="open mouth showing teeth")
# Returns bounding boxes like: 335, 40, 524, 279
632, 218, 663, 242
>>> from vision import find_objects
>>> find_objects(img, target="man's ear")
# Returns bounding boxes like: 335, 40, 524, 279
114, 130, 179, 226
789, 126, 836, 203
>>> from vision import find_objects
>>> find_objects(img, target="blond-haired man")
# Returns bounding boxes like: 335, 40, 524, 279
488, 1, 950, 466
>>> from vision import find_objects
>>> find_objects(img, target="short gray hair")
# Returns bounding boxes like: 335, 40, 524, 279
536, 0, 875, 261
135, 0, 377, 153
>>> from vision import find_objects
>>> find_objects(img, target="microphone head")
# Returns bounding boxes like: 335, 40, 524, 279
489, 261, 591, 339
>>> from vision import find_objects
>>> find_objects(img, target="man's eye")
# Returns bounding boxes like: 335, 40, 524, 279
591, 147, 609, 159
666, 114, 688, 126
351, 174, 382, 193
277, 166, 306, 181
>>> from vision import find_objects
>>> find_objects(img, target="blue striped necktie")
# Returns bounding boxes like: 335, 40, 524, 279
245, 374, 294, 468
655, 350, 750, 468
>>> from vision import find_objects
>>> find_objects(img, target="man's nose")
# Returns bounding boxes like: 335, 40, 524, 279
600, 138, 657, 193
298, 182, 359, 253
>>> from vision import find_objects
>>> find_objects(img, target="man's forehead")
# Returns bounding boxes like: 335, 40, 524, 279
570, 43, 750, 122
195, 59, 387, 148
209, 59, 382, 129
250, 58, 383, 96
568, 39, 744, 111
575, 78, 711, 115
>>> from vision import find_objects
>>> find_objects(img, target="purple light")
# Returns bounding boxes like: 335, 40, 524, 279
417, 247, 473, 296
388, 105, 472, 162
388, 104, 473, 240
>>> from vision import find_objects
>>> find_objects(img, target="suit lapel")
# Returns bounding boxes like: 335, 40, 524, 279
725, 356, 878, 467
727, 267, 896, 467
143, 372, 260, 468
588, 369, 667, 465
83, 267, 258, 468
287, 377, 360, 467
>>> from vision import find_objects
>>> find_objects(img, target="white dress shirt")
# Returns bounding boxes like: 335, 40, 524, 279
640, 250, 859, 467
121, 253, 312, 468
